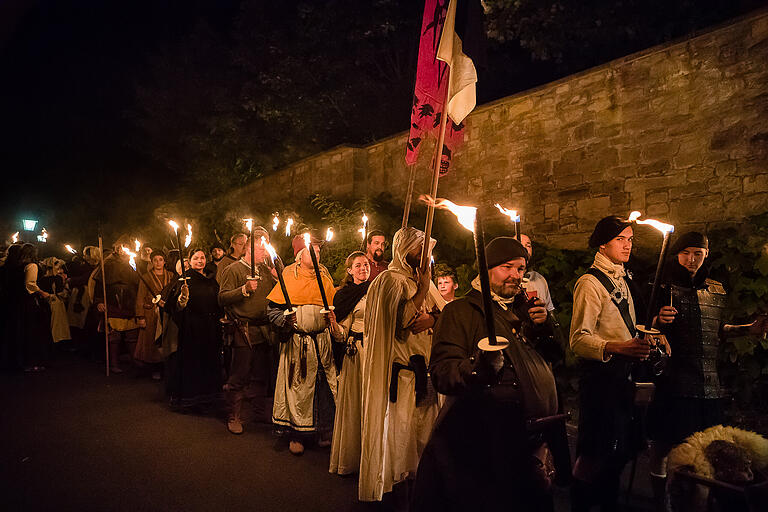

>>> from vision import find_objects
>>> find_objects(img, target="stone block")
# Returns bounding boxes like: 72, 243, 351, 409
646, 191, 669, 204
686, 167, 715, 182
641, 141, 680, 163
714, 160, 738, 176
743, 174, 768, 194
576, 196, 612, 218
710, 123, 746, 150
724, 193, 768, 216
556, 174, 583, 188
508, 98, 534, 118
670, 196, 725, 223
573, 122, 595, 141
544, 203, 559, 219
706, 176, 742, 194
647, 203, 670, 216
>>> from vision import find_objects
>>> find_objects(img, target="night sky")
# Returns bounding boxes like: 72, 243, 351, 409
1, 0, 761, 250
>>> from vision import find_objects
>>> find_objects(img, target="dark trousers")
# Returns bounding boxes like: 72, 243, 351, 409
108, 328, 138, 368
225, 341, 272, 422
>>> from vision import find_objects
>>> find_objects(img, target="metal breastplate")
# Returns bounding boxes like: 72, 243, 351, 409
669, 279, 726, 398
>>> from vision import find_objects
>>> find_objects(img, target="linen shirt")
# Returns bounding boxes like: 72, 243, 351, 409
569, 252, 636, 362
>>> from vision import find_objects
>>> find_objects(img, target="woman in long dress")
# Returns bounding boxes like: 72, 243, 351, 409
164, 248, 222, 411
17, 244, 53, 371
134, 251, 172, 379
329, 252, 370, 475
39, 257, 71, 344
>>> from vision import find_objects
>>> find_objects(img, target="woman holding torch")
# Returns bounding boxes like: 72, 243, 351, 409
329, 251, 371, 476
164, 247, 223, 412
266, 232, 339, 456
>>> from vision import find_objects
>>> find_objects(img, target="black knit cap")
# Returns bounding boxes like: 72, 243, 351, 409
485, 237, 529, 269
588, 215, 633, 248
670, 231, 708, 255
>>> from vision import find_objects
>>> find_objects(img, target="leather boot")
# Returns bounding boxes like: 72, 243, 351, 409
109, 343, 122, 373
226, 390, 244, 435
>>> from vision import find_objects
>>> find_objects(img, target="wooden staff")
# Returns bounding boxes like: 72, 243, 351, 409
401, 164, 417, 229
419, 70, 452, 272
97, 231, 110, 377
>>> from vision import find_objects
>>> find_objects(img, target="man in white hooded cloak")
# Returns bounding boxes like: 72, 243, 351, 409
359, 227, 446, 502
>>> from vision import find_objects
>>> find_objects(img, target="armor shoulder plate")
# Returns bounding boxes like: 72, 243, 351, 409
704, 278, 726, 295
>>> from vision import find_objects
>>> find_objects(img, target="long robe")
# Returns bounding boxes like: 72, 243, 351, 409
134, 269, 172, 364
359, 227, 446, 501
267, 258, 338, 436
165, 270, 223, 409
329, 294, 366, 475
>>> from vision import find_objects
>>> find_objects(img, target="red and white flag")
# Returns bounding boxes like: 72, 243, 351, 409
405, 0, 483, 175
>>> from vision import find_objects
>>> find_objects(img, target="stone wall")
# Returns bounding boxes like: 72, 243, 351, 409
230, 9, 768, 249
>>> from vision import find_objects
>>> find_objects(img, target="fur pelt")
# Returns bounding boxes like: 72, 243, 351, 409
668, 424, 768, 479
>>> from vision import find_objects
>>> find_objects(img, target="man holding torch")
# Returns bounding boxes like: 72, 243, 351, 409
569, 216, 656, 512
413, 236, 562, 511
266, 232, 339, 455
218, 225, 277, 435
646, 231, 768, 505
92, 235, 140, 374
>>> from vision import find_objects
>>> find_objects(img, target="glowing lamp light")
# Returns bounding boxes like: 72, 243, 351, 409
22, 219, 38, 231
65, 244, 77, 254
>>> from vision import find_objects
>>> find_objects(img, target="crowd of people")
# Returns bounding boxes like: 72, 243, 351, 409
1, 216, 767, 512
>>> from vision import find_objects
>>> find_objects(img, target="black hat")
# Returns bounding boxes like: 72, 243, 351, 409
209, 242, 225, 252
588, 216, 633, 248
485, 237, 528, 269
670, 231, 708, 255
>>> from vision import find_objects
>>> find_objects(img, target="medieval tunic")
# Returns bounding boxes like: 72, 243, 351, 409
165, 269, 223, 409
329, 288, 367, 475
648, 261, 726, 444
134, 269, 172, 364
267, 260, 338, 436
413, 286, 560, 512
570, 251, 644, 460
359, 228, 446, 502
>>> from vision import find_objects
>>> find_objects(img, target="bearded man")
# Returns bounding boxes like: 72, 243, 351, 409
365, 229, 389, 282
413, 237, 562, 512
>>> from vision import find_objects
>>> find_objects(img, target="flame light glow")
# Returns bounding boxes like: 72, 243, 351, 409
285, 218, 294, 237
263, 237, 278, 262
272, 215, 279, 232
168, 220, 180, 233
325, 228, 334, 242
121, 246, 137, 271
628, 211, 674, 234
424, 196, 477, 232
303, 232, 311, 249
134, 239, 141, 252
359, 213, 369, 240
494, 203, 520, 223
65, 244, 77, 254
11, 232, 19, 243
185, 224, 192, 248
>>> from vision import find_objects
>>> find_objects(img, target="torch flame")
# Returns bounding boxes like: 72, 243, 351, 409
359, 213, 369, 240
243, 218, 253, 232
423, 196, 477, 232
263, 237, 278, 262
285, 218, 294, 237
628, 211, 674, 234
494, 203, 520, 223
134, 239, 141, 252
168, 220, 180, 233
185, 224, 192, 248
41, 228, 48, 240
303, 232, 311, 249
272, 215, 279, 232
11, 232, 19, 243
325, 228, 334, 242
65, 244, 77, 254
121, 246, 137, 271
